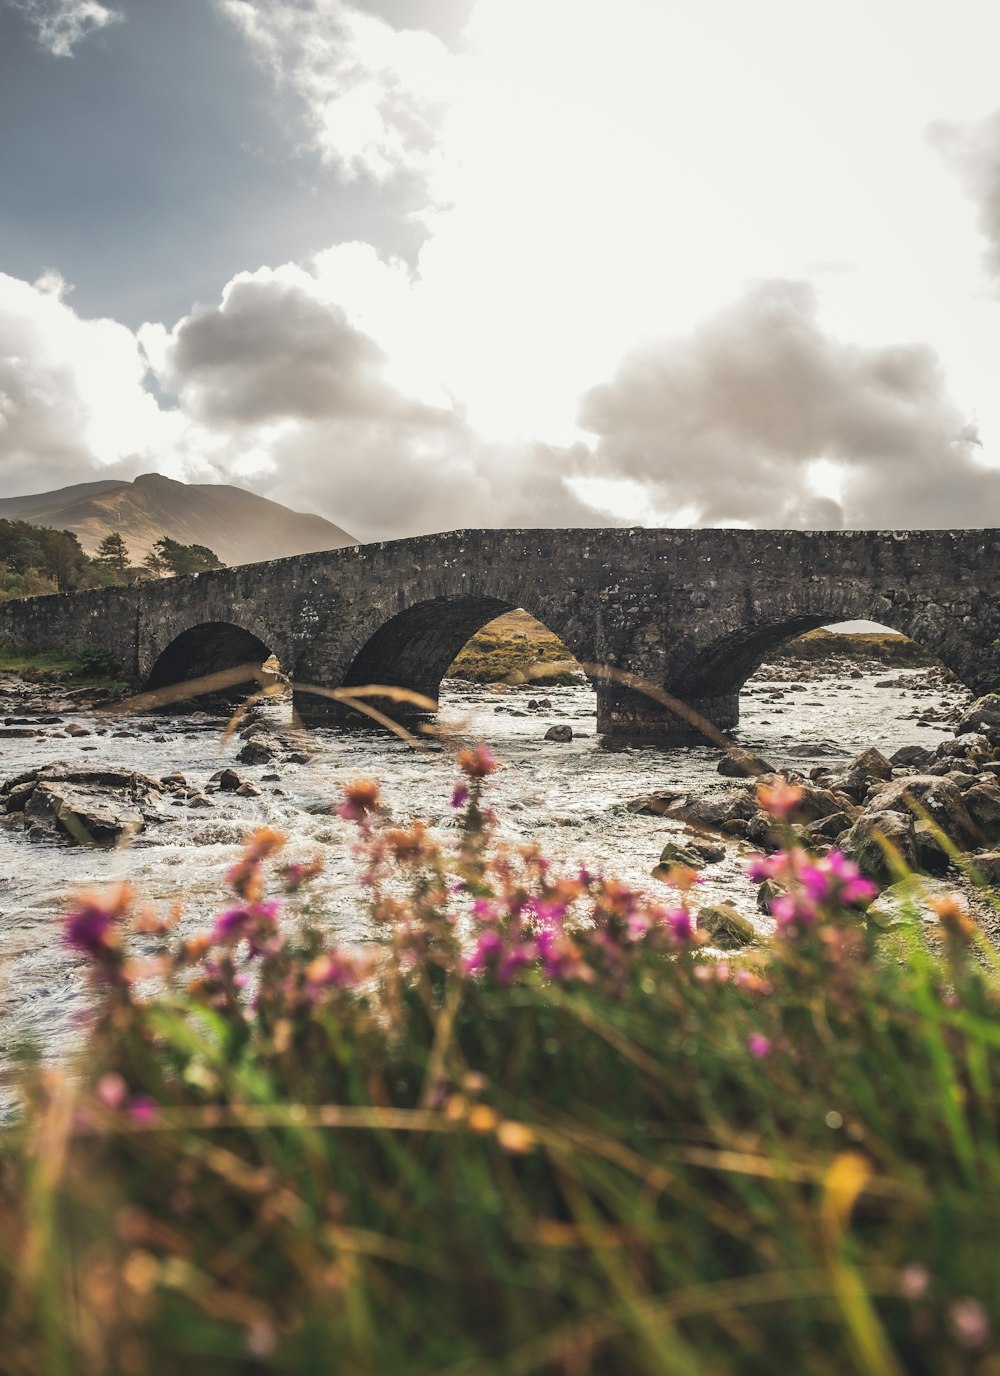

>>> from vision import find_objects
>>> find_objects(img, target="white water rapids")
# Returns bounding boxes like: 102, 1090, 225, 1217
0, 661, 971, 1067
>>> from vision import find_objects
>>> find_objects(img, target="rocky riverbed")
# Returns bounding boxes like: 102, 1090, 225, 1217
0, 655, 997, 1068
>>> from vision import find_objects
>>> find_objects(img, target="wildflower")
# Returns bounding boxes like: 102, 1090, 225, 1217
747, 1033, 772, 1059
770, 893, 819, 933
496, 1120, 536, 1154
451, 784, 469, 808
212, 900, 281, 955
128, 1096, 158, 1124
279, 855, 323, 891
898, 1263, 930, 1300
756, 777, 804, 821
949, 1298, 990, 1349
664, 906, 696, 946
64, 887, 130, 959
337, 779, 381, 824
96, 1073, 128, 1109
932, 895, 976, 945
457, 744, 497, 778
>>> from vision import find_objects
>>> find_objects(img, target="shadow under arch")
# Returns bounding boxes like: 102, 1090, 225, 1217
145, 621, 277, 695
293, 594, 591, 727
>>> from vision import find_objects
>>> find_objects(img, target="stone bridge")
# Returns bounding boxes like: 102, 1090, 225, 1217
0, 528, 997, 744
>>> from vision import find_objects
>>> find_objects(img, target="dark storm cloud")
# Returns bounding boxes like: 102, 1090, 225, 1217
577, 280, 993, 529
931, 109, 1000, 279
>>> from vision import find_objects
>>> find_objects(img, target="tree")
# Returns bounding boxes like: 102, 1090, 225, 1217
141, 548, 167, 579
96, 531, 130, 574
152, 537, 225, 576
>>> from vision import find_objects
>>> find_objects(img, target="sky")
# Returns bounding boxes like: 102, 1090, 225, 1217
2, 0, 1000, 540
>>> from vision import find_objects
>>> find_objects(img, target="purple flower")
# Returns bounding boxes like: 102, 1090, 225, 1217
665, 907, 695, 945
64, 902, 116, 958
211, 900, 280, 953
451, 784, 470, 808
464, 929, 503, 975
747, 855, 776, 884
747, 1034, 772, 1059
128, 1095, 158, 1124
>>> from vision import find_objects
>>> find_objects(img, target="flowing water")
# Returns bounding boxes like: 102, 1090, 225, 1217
0, 662, 971, 1065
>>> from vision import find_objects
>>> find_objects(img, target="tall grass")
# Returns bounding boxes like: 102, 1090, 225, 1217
1, 756, 999, 1374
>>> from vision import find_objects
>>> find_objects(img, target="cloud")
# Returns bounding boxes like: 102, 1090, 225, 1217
577, 279, 994, 529
146, 257, 601, 540
216, 0, 452, 184
0, 270, 169, 491
11, 0, 121, 57
932, 109, 1000, 280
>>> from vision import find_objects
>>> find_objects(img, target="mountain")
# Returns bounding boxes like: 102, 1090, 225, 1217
0, 473, 357, 566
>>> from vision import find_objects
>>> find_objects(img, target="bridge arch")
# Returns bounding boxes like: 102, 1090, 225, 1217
144, 619, 278, 693
293, 590, 593, 724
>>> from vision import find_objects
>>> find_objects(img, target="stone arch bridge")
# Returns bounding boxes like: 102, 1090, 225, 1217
0, 529, 997, 744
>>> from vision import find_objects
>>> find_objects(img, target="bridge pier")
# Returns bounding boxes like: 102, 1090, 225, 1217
596, 682, 739, 746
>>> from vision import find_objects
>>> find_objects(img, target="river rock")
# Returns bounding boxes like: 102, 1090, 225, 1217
866, 877, 968, 937
913, 819, 951, 876
839, 747, 893, 801
65, 723, 91, 737
716, 747, 773, 778
544, 725, 573, 742
665, 787, 757, 829
238, 737, 278, 766
962, 782, 1000, 844
864, 775, 983, 851
218, 768, 243, 792
971, 852, 1000, 886
626, 791, 683, 816
957, 694, 1000, 744
697, 903, 759, 949
890, 744, 935, 769
842, 811, 918, 883
936, 733, 992, 761
1, 765, 163, 846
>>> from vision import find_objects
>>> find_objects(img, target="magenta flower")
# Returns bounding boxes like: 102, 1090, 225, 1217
128, 1095, 158, 1124
451, 784, 470, 809
747, 1034, 772, 1059
747, 854, 778, 884
212, 900, 280, 954
64, 901, 116, 958
464, 929, 503, 975
665, 907, 695, 945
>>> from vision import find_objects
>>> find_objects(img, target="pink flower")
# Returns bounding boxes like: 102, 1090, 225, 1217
212, 901, 281, 955
747, 854, 778, 884
756, 778, 804, 821
747, 1034, 772, 1059
96, 1073, 127, 1109
464, 929, 503, 975
128, 1095, 158, 1124
451, 784, 470, 808
665, 907, 695, 945
949, 1298, 990, 1349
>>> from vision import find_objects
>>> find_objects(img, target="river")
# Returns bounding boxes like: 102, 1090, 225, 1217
0, 660, 971, 1066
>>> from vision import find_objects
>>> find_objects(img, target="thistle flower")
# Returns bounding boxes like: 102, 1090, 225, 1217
337, 779, 381, 824
457, 744, 497, 778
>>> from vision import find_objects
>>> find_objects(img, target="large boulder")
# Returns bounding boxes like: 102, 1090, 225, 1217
842, 811, 918, 884
864, 775, 983, 851
664, 787, 757, 829
2, 765, 163, 846
962, 782, 1000, 845
957, 695, 1000, 744
936, 734, 992, 762
238, 736, 278, 766
697, 903, 759, 949
866, 877, 969, 939
840, 747, 893, 801
544, 725, 573, 743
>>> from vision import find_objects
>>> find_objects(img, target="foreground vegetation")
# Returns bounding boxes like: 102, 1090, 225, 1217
2, 754, 1000, 1374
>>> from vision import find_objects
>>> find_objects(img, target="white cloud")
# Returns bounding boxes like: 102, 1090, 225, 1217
932, 108, 1000, 280
216, 0, 453, 183
12, 0, 121, 57
0, 271, 171, 489
576, 279, 994, 528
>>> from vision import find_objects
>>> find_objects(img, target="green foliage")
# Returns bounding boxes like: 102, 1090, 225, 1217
95, 530, 131, 573
0, 519, 89, 596
152, 536, 225, 575
2, 772, 1000, 1373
